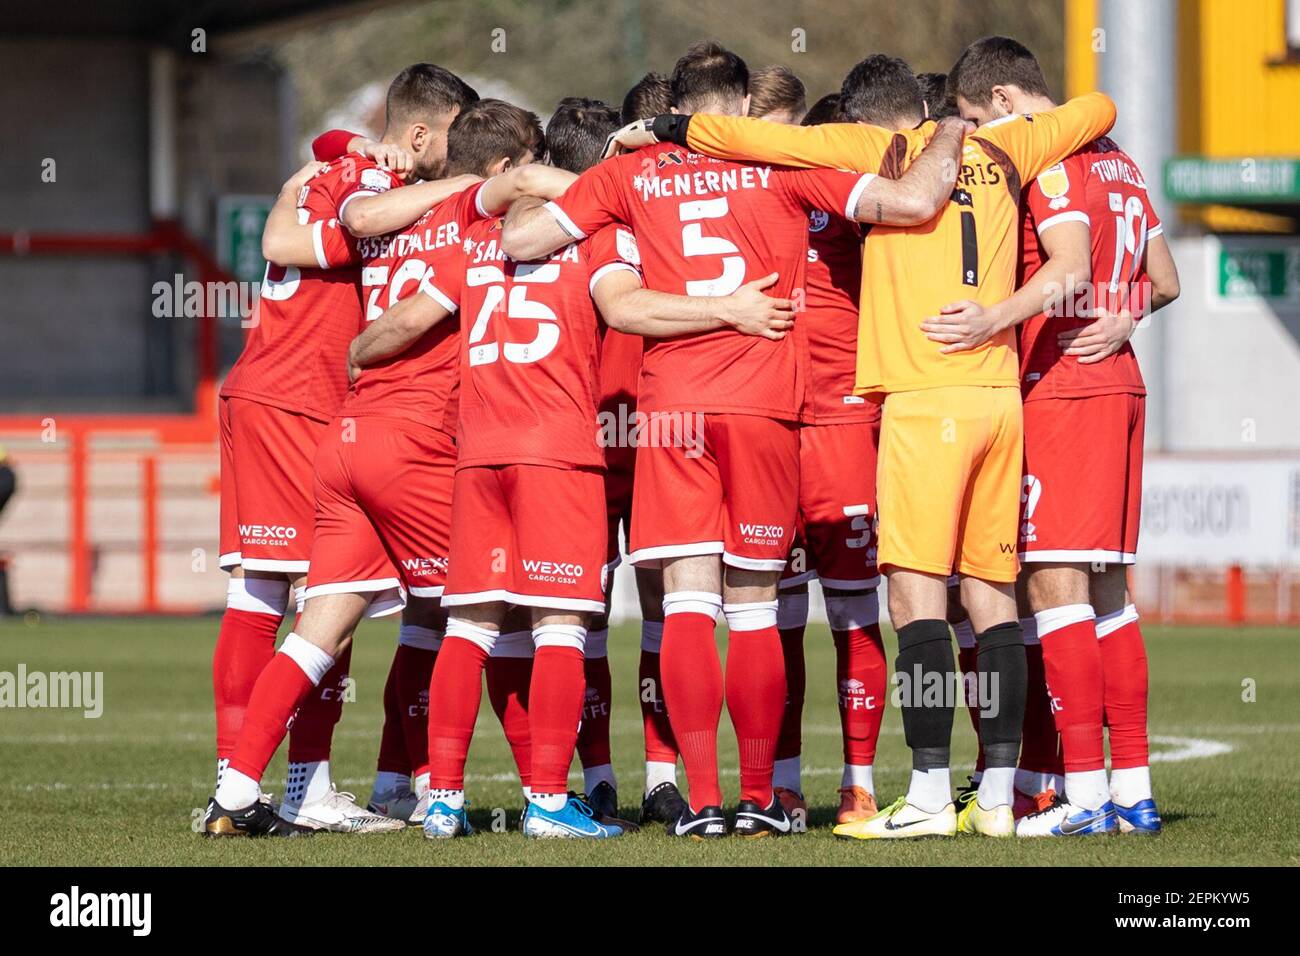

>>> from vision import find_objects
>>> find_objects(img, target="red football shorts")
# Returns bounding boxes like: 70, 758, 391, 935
442, 464, 608, 614
604, 443, 636, 568
304, 417, 457, 615
218, 395, 325, 573
1020, 392, 1145, 565
781, 421, 881, 590
629, 413, 799, 572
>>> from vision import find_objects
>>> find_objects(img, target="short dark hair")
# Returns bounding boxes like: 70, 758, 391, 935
839, 54, 925, 127
621, 72, 673, 125
545, 97, 622, 174
915, 72, 958, 119
948, 36, 1052, 107
801, 93, 842, 126
385, 63, 479, 129
747, 65, 806, 120
445, 99, 544, 178
670, 40, 748, 113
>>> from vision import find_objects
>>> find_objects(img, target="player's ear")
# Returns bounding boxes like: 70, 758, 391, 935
740, 93, 752, 117
989, 85, 1013, 118
407, 122, 430, 153
487, 156, 511, 177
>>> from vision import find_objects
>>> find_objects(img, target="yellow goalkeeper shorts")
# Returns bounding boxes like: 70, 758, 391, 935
875, 384, 1023, 583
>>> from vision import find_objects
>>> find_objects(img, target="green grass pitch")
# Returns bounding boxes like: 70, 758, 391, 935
1, 615, 1296, 866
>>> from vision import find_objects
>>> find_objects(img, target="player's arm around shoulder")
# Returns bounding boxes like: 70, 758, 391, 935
340, 174, 483, 238
261, 160, 334, 268
478, 163, 578, 217
594, 268, 794, 341
500, 193, 577, 262
853, 116, 970, 226
978, 91, 1117, 184
348, 281, 455, 379
662, 112, 890, 172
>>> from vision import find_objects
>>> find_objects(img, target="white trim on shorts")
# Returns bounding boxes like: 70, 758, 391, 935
241, 557, 310, 573
723, 551, 788, 572
407, 584, 447, 598
1019, 549, 1136, 565
628, 540, 724, 568
441, 588, 606, 614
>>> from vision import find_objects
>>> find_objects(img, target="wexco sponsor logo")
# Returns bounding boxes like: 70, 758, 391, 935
522, 559, 584, 584
50, 886, 151, 936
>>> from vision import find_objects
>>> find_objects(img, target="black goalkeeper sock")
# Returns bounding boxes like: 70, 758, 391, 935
895, 619, 957, 772
976, 620, 1027, 768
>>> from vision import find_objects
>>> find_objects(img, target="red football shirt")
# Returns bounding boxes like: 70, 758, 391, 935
1017, 139, 1161, 402
547, 144, 872, 421
221, 156, 403, 421
343, 183, 490, 436
429, 220, 638, 470
799, 210, 878, 425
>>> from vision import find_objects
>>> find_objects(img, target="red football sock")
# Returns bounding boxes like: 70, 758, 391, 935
576, 653, 613, 770
725, 626, 787, 806
288, 643, 352, 763
775, 624, 806, 762
1099, 614, 1149, 769
426, 636, 488, 790
661, 611, 723, 810
528, 645, 585, 794
212, 608, 282, 759
957, 644, 986, 773
1039, 617, 1105, 773
486, 656, 533, 788
375, 649, 410, 776
833, 622, 888, 765
639, 647, 677, 763
1019, 641, 1064, 780
394, 643, 436, 778
227, 651, 319, 781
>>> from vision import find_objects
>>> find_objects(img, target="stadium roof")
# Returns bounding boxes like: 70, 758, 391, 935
0, 0, 411, 42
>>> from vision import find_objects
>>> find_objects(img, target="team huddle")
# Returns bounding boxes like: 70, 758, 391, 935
205, 34, 1180, 842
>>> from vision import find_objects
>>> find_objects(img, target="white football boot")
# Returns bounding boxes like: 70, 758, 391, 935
278, 787, 406, 833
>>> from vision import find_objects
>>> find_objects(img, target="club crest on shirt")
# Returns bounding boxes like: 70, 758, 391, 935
616, 227, 641, 264
808, 209, 830, 233
1037, 163, 1071, 209
361, 167, 393, 191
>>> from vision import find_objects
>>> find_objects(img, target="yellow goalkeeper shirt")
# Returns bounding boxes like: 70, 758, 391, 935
684, 92, 1117, 395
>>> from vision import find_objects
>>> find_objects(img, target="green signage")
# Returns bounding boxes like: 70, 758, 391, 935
1165, 156, 1300, 204
216, 195, 274, 284
1214, 239, 1300, 305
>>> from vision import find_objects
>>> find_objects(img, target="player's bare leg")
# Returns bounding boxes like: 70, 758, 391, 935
1090, 563, 1158, 832
634, 564, 683, 822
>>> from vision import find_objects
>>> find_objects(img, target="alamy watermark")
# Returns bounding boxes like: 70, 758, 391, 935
0, 665, 103, 718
